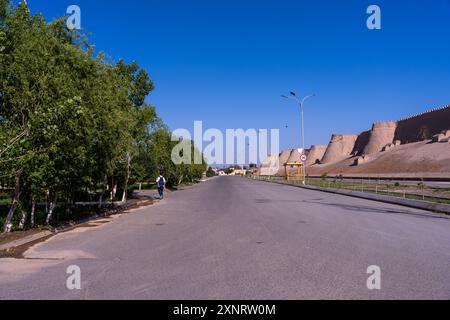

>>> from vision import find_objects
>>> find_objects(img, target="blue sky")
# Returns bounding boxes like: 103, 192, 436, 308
19, 0, 450, 152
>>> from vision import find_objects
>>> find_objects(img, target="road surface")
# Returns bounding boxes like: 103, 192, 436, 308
1, 177, 450, 299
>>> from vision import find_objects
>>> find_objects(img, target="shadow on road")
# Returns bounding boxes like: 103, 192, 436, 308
254, 198, 323, 204
305, 200, 449, 220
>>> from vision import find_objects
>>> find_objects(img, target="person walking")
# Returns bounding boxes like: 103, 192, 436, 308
156, 174, 166, 199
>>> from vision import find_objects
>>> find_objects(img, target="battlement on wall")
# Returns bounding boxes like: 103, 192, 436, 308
372, 104, 450, 125
395, 104, 450, 144
398, 104, 450, 123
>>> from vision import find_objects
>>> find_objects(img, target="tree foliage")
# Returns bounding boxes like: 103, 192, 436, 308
0, 1, 206, 232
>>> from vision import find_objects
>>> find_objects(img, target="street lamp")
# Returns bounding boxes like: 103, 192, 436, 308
281, 91, 316, 184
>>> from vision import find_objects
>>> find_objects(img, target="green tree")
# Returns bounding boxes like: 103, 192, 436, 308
206, 167, 215, 178
0, 1, 208, 232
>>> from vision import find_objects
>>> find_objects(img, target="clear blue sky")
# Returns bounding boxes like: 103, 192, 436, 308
19, 0, 450, 152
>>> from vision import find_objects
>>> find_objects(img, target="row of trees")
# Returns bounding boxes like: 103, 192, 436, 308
0, 1, 206, 232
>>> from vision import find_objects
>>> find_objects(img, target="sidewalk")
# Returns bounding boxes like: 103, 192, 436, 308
0, 198, 155, 254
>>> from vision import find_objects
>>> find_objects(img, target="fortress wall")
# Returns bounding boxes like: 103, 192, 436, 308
321, 134, 358, 164
394, 105, 450, 143
305, 145, 327, 166
363, 121, 397, 155
290, 104, 450, 174
351, 130, 371, 156
286, 149, 302, 163
260, 154, 279, 176
277, 150, 292, 176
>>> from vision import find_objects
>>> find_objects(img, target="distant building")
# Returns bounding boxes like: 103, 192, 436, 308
233, 169, 247, 177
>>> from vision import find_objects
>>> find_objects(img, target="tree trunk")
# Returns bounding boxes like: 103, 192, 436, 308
3, 169, 22, 233
45, 192, 58, 225
30, 199, 36, 228
122, 154, 131, 203
65, 192, 73, 217
18, 209, 27, 230
45, 190, 49, 214
98, 175, 107, 209
111, 176, 117, 205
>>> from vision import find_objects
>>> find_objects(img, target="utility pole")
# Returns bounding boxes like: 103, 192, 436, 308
281, 91, 316, 185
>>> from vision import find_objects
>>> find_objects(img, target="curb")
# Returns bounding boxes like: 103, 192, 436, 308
0, 199, 154, 253
0, 230, 53, 251
254, 179, 450, 216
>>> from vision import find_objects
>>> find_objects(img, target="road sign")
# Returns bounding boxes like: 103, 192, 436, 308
300, 155, 307, 162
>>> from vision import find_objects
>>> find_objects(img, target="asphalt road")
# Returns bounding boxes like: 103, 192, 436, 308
1, 177, 450, 299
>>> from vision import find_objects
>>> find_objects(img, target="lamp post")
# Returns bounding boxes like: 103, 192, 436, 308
281, 91, 316, 184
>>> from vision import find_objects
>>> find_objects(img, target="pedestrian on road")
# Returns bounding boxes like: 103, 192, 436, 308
156, 174, 166, 199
